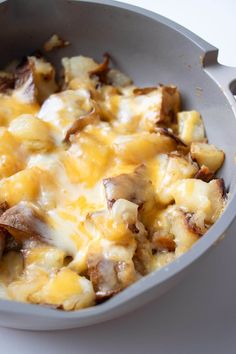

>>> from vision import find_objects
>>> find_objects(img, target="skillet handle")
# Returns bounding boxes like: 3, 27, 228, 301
205, 64, 236, 112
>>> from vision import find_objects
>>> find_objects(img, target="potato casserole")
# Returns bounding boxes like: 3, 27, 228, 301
0, 49, 226, 310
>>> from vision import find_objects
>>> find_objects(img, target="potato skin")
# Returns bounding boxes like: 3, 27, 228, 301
191, 142, 225, 173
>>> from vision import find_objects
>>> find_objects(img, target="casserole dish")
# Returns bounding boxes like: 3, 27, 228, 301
0, 0, 236, 330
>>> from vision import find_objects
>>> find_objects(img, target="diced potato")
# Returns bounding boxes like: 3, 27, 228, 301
44, 34, 69, 52
177, 111, 205, 145
153, 153, 198, 204
113, 132, 176, 164
87, 240, 137, 299
190, 142, 225, 173
171, 178, 225, 223
103, 165, 154, 208
9, 114, 53, 151
168, 207, 199, 256
38, 89, 94, 143
14, 56, 58, 104
111, 199, 138, 224
62, 56, 99, 89
101, 85, 180, 133
208, 179, 226, 223
106, 69, 132, 87
151, 205, 200, 257
31, 268, 95, 310
86, 210, 135, 244
0, 168, 40, 206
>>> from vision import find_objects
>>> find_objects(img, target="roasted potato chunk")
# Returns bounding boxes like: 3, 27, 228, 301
171, 178, 225, 224
153, 153, 198, 204
38, 88, 97, 143
177, 111, 205, 145
100, 85, 180, 132
62, 55, 100, 89
103, 165, 154, 208
14, 56, 58, 104
191, 142, 225, 173
87, 241, 137, 300
151, 205, 200, 257
0, 202, 51, 243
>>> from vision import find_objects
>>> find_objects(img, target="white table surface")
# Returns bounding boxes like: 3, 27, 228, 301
1, 1, 236, 353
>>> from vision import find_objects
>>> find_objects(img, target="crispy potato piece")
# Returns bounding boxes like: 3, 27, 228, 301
171, 178, 226, 224
106, 69, 132, 87
209, 179, 226, 223
87, 242, 136, 301
62, 55, 100, 89
132, 85, 180, 123
177, 111, 205, 145
14, 56, 58, 104
151, 205, 200, 256
103, 165, 154, 208
190, 142, 225, 173
44, 34, 69, 52
100, 85, 180, 132
158, 85, 180, 123
168, 207, 200, 256
194, 165, 214, 182
132, 221, 153, 275
153, 153, 198, 204
38, 88, 96, 143
0, 202, 51, 243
